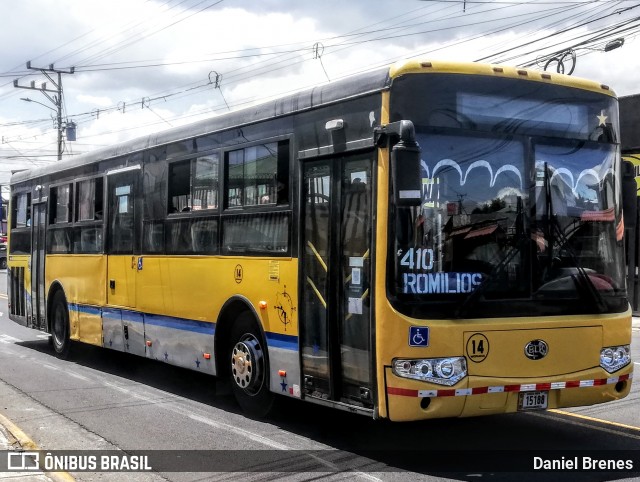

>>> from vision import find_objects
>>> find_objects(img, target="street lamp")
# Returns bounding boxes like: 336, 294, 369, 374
20, 97, 56, 112
604, 38, 625, 52
542, 37, 626, 76
20, 97, 75, 160
14, 62, 75, 161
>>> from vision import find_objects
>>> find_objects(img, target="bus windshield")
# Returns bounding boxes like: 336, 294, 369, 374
388, 75, 627, 319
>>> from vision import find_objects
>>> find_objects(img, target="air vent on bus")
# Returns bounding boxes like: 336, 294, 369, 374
9, 267, 26, 317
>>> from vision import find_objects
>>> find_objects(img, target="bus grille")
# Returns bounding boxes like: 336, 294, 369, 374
9, 267, 26, 317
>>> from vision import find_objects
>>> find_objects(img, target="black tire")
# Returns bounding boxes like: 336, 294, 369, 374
229, 312, 274, 418
50, 290, 72, 359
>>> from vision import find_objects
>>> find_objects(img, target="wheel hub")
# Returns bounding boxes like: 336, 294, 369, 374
231, 335, 264, 393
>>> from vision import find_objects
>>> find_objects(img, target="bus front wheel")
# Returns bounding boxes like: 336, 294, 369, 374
51, 291, 72, 359
229, 312, 274, 417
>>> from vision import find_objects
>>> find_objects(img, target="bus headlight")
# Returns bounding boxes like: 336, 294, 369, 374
392, 357, 467, 386
600, 345, 631, 373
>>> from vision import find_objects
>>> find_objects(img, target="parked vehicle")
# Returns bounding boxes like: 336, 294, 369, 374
0, 243, 6, 269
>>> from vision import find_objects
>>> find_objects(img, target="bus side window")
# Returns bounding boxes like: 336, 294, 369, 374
222, 213, 289, 254
12, 193, 31, 229
224, 140, 288, 209
48, 229, 71, 254
191, 218, 218, 253
143, 221, 164, 253
343, 176, 369, 256
166, 218, 193, 254
110, 184, 134, 253
49, 184, 72, 225
168, 160, 191, 213
168, 155, 218, 214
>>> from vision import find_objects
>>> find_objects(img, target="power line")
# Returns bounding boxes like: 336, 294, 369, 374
4, 1, 638, 159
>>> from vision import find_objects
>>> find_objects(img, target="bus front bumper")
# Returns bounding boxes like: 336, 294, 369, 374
384, 364, 633, 422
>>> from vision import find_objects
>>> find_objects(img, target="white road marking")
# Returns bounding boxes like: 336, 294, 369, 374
100, 381, 380, 480
41, 364, 90, 381
0, 334, 22, 344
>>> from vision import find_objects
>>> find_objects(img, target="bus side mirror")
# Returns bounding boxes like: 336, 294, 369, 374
377, 120, 422, 207
622, 160, 637, 229
391, 139, 422, 206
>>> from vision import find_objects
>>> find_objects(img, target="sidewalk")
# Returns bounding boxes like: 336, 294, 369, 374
0, 413, 73, 482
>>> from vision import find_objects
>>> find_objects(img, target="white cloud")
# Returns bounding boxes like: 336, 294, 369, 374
0, 0, 638, 183
76, 94, 113, 108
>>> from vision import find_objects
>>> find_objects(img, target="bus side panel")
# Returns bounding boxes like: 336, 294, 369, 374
144, 312, 216, 375
102, 308, 125, 351
135, 256, 301, 395
106, 255, 136, 308
46, 255, 107, 346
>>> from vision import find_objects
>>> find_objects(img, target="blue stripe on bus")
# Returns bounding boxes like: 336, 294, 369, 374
68, 303, 297, 350
265, 332, 298, 351
144, 313, 215, 335
121, 309, 144, 323
69, 303, 102, 316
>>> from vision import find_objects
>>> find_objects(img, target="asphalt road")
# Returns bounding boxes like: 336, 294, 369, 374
0, 270, 639, 482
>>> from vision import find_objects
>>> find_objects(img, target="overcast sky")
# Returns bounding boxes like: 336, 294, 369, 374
0, 0, 639, 185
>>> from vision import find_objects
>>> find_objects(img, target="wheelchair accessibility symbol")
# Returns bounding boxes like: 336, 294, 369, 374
409, 326, 429, 347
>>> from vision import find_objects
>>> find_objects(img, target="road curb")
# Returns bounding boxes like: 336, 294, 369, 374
0, 411, 76, 482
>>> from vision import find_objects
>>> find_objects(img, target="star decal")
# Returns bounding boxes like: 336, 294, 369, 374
164, 352, 169, 361
280, 379, 288, 392
195, 359, 201, 368
597, 110, 608, 127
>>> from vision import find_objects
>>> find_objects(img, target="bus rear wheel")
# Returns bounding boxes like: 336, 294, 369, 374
51, 290, 72, 359
229, 312, 274, 417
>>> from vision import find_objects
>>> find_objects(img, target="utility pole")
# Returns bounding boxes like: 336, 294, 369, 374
14, 62, 75, 160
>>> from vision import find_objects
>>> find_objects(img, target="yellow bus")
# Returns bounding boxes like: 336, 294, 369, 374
619, 94, 640, 312
7, 59, 633, 421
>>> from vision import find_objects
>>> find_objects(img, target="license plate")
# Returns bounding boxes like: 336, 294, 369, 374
518, 390, 548, 410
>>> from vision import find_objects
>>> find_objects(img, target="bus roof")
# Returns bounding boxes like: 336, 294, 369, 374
11, 65, 392, 185
11, 58, 617, 185
389, 58, 617, 98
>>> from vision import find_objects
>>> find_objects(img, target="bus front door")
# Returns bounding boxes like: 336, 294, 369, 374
105, 166, 144, 356
301, 154, 374, 409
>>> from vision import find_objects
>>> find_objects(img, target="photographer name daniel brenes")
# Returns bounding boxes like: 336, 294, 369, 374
533, 456, 633, 471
